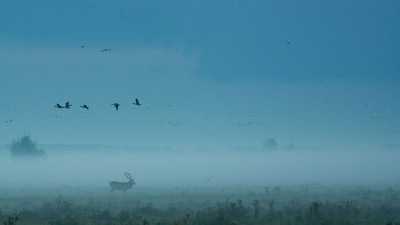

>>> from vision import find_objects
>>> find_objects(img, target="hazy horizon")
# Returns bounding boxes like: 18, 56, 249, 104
1, 145, 399, 189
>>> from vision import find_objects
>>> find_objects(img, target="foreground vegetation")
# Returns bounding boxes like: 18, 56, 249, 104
0, 185, 399, 225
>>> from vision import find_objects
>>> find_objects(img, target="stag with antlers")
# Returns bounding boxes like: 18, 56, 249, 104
109, 172, 136, 194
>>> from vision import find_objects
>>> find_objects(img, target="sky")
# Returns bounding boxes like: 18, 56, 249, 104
0, 0, 399, 150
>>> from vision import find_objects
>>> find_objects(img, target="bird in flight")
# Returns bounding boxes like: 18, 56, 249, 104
133, 98, 141, 106
286, 41, 291, 44
100, 48, 111, 52
111, 103, 120, 111
54, 103, 64, 109
81, 45, 85, 48
64, 102, 72, 109
80, 104, 89, 110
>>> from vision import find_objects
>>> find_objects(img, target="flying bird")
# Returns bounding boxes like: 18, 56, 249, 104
100, 48, 111, 52
81, 45, 85, 48
80, 104, 89, 110
64, 102, 72, 109
111, 103, 120, 111
54, 103, 64, 109
286, 41, 291, 44
133, 98, 141, 106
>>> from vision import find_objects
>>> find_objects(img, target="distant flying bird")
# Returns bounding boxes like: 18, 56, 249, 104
81, 45, 85, 48
65, 102, 72, 109
100, 48, 111, 52
54, 103, 64, 109
80, 104, 89, 110
133, 98, 141, 106
111, 103, 120, 111
286, 41, 291, 44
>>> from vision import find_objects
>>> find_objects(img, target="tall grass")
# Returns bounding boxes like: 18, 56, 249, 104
1, 185, 399, 225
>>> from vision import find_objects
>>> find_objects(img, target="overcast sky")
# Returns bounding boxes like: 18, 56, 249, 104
0, 0, 399, 150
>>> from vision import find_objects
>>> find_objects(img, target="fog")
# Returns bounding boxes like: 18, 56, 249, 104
1, 146, 399, 190
1, 1, 399, 201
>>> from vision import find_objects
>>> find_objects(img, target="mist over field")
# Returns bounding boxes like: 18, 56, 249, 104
1, 146, 399, 189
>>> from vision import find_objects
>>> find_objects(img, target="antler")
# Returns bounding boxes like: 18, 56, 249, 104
124, 172, 133, 180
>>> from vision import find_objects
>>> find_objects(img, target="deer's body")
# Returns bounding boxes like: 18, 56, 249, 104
109, 173, 135, 193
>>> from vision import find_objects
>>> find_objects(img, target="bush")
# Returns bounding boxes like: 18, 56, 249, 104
9, 135, 47, 159
262, 138, 279, 150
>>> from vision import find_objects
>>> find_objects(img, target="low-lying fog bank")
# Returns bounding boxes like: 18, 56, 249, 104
1, 147, 399, 189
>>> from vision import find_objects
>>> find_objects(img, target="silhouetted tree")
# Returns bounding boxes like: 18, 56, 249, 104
286, 142, 295, 150
262, 137, 279, 150
9, 135, 46, 158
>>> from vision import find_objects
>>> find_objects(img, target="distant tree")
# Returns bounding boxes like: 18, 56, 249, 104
262, 137, 279, 150
286, 142, 295, 150
9, 135, 47, 158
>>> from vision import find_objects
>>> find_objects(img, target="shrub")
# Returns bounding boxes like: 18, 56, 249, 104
262, 138, 279, 150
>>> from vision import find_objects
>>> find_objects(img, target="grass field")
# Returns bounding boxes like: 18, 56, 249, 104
1, 149, 400, 224
1, 184, 399, 225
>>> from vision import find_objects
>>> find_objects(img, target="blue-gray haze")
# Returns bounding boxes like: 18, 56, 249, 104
0, 1, 399, 188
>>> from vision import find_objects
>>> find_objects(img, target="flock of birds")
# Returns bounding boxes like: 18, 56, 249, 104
54, 98, 141, 111
80, 44, 111, 53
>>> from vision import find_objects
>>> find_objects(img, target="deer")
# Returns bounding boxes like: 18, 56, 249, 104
109, 172, 136, 194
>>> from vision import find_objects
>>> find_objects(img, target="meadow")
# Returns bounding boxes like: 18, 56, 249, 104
1, 147, 400, 224
1, 184, 399, 225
